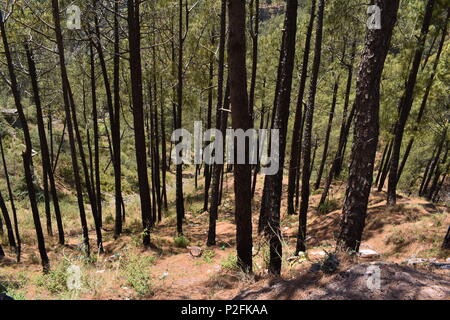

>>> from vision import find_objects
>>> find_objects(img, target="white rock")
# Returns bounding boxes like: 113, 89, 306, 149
359, 249, 380, 258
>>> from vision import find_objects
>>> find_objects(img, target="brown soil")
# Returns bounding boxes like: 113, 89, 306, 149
0, 173, 449, 300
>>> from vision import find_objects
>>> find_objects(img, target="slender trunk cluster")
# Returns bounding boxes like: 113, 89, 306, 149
260, 0, 298, 275
297, 0, 325, 254
0, 15, 49, 272
207, 0, 228, 247
387, 0, 435, 205
287, 0, 316, 216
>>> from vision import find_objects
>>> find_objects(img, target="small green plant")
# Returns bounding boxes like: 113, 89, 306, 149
386, 231, 406, 245
318, 199, 339, 214
104, 214, 114, 225
121, 254, 155, 296
36, 261, 70, 294
220, 254, 239, 272
202, 250, 216, 264
0, 272, 28, 300
174, 235, 190, 248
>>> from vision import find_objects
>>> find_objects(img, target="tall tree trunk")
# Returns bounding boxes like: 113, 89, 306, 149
397, 10, 448, 182
0, 192, 15, 248
0, 16, 49, 272
375, 141, 391, 186
152, 46, 162, 223
127, 0, 152, 246
419, 144, 438, 195
387, 0, 435, 205
287, 0, 316, 215
25, 43, 65, 245
315, 75, 340, 190
160, 79, 168, 210
93, 0, 123, 234
427, 144, 448, 200
319, 103, 356, 207
0, 135, 20, 261
377, 137, 393, 191
296, 0, 324, 254
334, 41, 357, 179
207, 0, 227, 247
337, 0, 400, 252
260, 0, 298, 275
248, 0, 260, 119
204, 35, 215, 212
0, 206, 3, 235
113, 0, 123, 235
443, 226, 450, 250
175, 0, 187, 235
432, 163, 449, 202
88, 42, 103, 237
421, 130, 446, 196
51, 0, 90, 256
67, 72, 104, 253
42, 160, 52, 237
228, 0, 254, 273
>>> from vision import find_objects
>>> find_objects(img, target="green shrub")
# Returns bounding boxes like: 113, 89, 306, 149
36, 261, 70, 294
220, 254, 239, 272
202, 250, 216, 264
121, 254, 155, 296
318, 199, 339, 214
174, 236, 190, 248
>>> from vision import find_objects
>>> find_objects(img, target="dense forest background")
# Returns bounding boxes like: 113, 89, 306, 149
0, 0, 449, 300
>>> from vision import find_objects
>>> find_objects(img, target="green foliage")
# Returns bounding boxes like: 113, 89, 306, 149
36, 261, 70, 294
0, 272, 28, 300
318, 199, 340, 214
174, 235, 190, 248
202, 250, 216, 264
220, 254, 239, 272
120, 254, 155, 296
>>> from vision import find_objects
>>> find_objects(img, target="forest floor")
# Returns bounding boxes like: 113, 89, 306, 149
0, 171, 449, 300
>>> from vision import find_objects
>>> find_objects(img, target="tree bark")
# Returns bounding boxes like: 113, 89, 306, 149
25, 43, 65, 245
175, 0, 187, 235
421, 129, 446, 197
248, 0, 260, 119
334, 41, 357, 179
51, 0, 90, 256
228, 0, 254, 273
443, 226, 450, 250
315, 75, 340, 190
127, 0, 153, 246
296, 0, 324, 254
113, 0, 123, 235
287, 0, 316, 215
337, 0, 400, 252
0, 191, 15, 248
0, 135, 20, 261
260, 0, 298, 274
0, 15, 49, 272
207, 0, 227, 247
